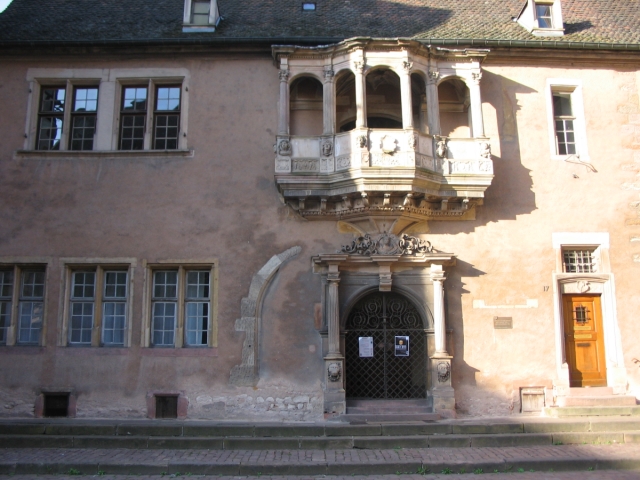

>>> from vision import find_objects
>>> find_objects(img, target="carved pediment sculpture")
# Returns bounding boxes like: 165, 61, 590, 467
341, 233, 434, 256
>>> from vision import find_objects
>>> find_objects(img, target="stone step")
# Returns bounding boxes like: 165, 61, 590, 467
567, 387, 614, 396
1, 431, 640, 450
545, 406, 640, 417
558, 395, 638, 407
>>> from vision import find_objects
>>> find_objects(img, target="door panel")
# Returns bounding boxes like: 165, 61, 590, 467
563, 295, 606, 387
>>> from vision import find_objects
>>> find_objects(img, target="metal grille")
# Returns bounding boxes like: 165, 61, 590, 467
563, 249, 596, 273
345, 292, 427, 399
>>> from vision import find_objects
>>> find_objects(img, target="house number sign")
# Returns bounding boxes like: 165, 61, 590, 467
395, 336, 410, 356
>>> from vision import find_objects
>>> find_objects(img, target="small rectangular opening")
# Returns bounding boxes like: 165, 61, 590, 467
44, 393, 69, 417
302, 3, 316, 11
155, 395, 178, 419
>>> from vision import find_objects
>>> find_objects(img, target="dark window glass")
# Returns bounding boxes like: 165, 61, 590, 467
37, 87, 66, 150
154, 86, 181, 150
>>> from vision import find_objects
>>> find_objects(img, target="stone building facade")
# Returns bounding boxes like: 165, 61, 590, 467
0, 0, 639, 419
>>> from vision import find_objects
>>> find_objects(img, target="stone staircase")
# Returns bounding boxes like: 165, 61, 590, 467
343, 398, 439, 422
546, 387, 640, 417
2, 416, 640, 450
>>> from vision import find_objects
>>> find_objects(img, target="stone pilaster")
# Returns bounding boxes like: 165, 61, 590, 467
430, 263, 455, 417
354, 59, 366, 128
400, 61, 414, 130
469, 71, 485, 138
323, 68, 335, 135
426, 69, 441, 136
278, 68, 290, 136
324, 260, 346, 415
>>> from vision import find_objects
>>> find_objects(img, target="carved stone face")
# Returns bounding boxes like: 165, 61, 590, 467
327, 362, 341, 382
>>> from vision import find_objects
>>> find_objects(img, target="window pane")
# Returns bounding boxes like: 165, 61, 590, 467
154, 114, 180, 150
40, 88, 66, 113
156, 87, 181, 111
37, 117, 63, 151
185, 301, 209, 346
186, 271, 209, 299
21, 271, 45, 299
152, 302, 176, 346
103, 301, 126, 346
104, 271, 127, 299
72, 272, 95, 299
553, 93, 573, 117
120, 115, 146, 150
0, 301, 11, 345
536, 4, 552, 28
18, 301, 43, 344
70, 302, 94, 344
0, 271, 13, 298
122, 87, 147, 111
74, 87, 98, 112
70, 115, 96, 151
153, 271, 178, 299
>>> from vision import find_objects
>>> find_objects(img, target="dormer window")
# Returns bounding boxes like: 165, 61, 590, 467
191, 0, 211, 25
516, 0, 564, 37
535, 3, 553, 28
183, 0, 220, 32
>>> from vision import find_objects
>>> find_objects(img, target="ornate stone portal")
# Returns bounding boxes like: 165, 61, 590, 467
313, 233, 456, 417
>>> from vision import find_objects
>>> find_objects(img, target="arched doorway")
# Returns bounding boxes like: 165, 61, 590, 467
344, 291, 428, 399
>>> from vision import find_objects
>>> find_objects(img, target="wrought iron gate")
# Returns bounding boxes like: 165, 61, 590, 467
345, 292, 427, 399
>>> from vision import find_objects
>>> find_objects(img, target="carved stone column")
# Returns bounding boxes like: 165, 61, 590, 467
425, 69, 441, 136
323, 68, 335, 135
354, 60, 367, 128
278, 68, 290, 136
323, 257, 347, 415
400, 61, 414, 130
430, 263, 455, 417
326, 264, 341, 359
431, 264, 447, 355
469, 72, 485, 138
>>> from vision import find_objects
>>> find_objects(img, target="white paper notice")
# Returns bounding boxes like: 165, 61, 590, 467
359, 336, 374, 357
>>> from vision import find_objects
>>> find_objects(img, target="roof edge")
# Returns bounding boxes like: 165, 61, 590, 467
0, 36, 638, 51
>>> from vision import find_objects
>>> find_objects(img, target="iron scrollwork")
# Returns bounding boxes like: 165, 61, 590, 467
341, 233, 433, 256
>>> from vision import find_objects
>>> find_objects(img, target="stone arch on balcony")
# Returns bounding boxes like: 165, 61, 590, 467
335, 69, 356, 132
365, 67, 403, 129
438, 76, 471, 138
289, 75, 324, 136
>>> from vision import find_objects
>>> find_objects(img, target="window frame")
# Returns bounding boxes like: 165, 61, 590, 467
69, 86, 99, 151
0, 264, 48, 347
117, 79, 185, 151
24, 69, 190, 154
534, 2, 553, 29
183, 0, 219, 30
61, 260, 134, 347
545, 79, 590, 162
143, 261, 218, 349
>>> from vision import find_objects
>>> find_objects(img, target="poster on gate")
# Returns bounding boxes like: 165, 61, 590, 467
395, 336, 410, 356
358, 336, 374, 357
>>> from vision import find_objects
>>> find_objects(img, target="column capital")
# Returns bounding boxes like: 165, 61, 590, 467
430, 263, 446, 282
279, 69, 290, 82
471, 71, 482, 85
402, 61, 413, 74
323, 68, 335, 82
427, 69, 440, 85
353, 61, 365, 74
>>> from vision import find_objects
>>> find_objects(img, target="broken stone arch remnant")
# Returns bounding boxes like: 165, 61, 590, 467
229, 246, 301, 387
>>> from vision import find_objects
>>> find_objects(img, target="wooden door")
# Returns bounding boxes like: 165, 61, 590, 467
563, 295, 606, 387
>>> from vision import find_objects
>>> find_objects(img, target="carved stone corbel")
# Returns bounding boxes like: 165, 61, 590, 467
361, 192, 369, 207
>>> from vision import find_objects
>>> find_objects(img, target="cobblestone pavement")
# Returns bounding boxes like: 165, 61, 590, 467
1, 473, 640, 479
1, 443, 640, 464
0, 444, 640, 476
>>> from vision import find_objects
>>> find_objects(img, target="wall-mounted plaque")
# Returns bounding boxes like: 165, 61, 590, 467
395, 336, 410, 356
493, 317, 513, 329
358, 337, 374, 357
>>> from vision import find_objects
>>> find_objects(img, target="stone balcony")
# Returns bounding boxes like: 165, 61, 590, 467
274, 129, 493, 232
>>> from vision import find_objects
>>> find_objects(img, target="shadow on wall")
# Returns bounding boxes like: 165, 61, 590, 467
429, 70, 538, 236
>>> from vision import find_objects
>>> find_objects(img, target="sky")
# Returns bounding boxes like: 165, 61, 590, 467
0, 0, 11, 13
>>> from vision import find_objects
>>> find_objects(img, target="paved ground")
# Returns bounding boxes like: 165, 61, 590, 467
1, 474, 640, 479
1, 444, 640, 476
